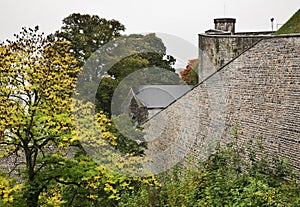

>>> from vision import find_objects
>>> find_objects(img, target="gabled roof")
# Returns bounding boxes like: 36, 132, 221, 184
132, 85, 192, 109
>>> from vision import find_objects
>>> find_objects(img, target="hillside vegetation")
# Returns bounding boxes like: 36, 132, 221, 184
275, 9, 300, 35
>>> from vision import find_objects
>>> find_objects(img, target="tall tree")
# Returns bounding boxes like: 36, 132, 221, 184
0, 27, 159, 207
56, 14, 178, 114
56, 13, 178, 156
0, 27, 80, 206
56, 13, 125, 65
95, 33, 178, 115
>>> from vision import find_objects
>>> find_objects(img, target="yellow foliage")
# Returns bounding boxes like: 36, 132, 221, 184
39, 187, 66, 207
0, 173, 22, 204
0, 35, 81, 155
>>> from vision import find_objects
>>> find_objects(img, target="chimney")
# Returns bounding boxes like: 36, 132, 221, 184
214, 18, 236, 34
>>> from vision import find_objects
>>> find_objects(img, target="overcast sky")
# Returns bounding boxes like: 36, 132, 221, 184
1, 0, 299, 66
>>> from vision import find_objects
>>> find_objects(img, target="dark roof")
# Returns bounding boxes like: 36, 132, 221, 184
132, 85, 192, 109
205, 29, 231, 35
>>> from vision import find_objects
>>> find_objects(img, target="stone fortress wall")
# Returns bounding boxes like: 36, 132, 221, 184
143, 20, 300, 177
199, 34, 265, 78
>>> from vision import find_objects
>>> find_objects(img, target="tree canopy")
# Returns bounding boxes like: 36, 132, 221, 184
94, 34, 178, 115
56, 13, 125, 65
56, 14, 178, 115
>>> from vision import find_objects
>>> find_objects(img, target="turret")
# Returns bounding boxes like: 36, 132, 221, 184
214, 18, 236, 34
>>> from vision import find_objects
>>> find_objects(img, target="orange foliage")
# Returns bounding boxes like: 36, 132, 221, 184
180, 59, 199, 85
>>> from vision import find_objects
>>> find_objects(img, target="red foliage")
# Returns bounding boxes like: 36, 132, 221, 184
180, 59, 199, 85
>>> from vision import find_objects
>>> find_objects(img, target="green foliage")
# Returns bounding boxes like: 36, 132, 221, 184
56, 13, 125, 65
0, 172, 24, 206
56, 13, 168, 158
95, 34, 178, 115
275, 9, 300, 35
56, 13, 177, 109
91, 33, 179, 158
0, 26, 80, 207
105, 33, 176, 80
111, 114, 147, 156
95, 77, 119, 114
120, 132, 300, 207
0, 26, 159, 207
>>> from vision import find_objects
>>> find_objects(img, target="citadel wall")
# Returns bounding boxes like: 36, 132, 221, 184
143, 35, 300, 178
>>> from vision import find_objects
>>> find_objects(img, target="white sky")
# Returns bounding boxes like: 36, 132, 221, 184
0, 0, 299, 67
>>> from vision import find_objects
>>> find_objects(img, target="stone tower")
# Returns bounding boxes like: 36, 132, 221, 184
214, 18, 236, 34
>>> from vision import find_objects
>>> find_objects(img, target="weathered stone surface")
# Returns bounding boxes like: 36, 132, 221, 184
198, 34, 267, 80
143, 35, 300, 178
214, 18, 236, 34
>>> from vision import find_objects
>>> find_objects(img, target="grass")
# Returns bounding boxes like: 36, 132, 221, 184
275, 9, 300, 35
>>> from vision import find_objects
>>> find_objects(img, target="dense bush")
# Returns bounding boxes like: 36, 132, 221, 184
119, 134, 300, 207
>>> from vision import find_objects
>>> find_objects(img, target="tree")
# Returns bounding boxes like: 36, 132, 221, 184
180, 59, 199, 85
95, 34, 178, 115
0, 27, 80, 207
111, 114, 147, 156
56, 14, 178, 114
92, 34, 179, 157
0, 27, 159, 207
56, 104, 157, 206
106, 33, 176, 81
55, 13, 179, 161
95, 76, 119, 113
56, 13, 125, 65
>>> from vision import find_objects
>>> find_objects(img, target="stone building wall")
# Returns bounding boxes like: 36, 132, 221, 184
198, 34, 268, 81
143, 35, 300, 177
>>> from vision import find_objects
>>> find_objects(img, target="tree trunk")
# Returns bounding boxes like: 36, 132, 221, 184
24, 148, 40, 207
25, 188, 40, 207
